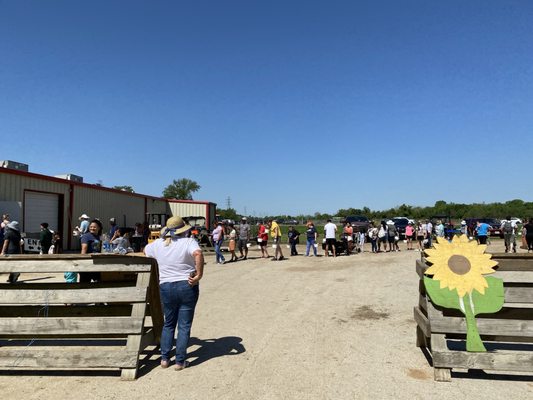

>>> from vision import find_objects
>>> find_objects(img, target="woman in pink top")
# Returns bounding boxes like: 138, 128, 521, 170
405, 222, 415, 250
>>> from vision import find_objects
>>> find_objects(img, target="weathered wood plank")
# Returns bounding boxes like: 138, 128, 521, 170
504, 287, 533, 303
430, 333, 451, 381
493, 270, 533, 283
413, 306, 431, 338
0, 260, 151, 273
121, 271, 151, 380
148, 264, 163, 344
433, 350, 533, 372
0, 287, 147, 304
430, 316, 533, 338
0, 349, 138, 368
0, 304, 133, 318
0, 317, 143, 335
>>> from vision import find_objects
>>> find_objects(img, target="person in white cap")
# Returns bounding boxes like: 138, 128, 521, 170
1, 221, 22, 283
74, 214, 90, 236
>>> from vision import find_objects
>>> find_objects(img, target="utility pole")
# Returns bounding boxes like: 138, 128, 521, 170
226, 196, 231, 209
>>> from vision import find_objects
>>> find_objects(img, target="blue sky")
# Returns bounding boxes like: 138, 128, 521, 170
1, 1, 532, 216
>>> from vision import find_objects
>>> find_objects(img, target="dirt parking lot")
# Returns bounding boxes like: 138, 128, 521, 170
1, 240, 532, 399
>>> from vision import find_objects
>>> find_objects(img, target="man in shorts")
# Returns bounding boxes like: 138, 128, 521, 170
238, 217, 250, 260
324, 219, 337, 257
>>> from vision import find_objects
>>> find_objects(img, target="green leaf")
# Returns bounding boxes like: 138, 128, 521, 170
471, 276, 505, 316
423, 276, 461, 311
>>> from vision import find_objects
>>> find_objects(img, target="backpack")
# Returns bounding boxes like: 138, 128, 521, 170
503, 220, 513, 234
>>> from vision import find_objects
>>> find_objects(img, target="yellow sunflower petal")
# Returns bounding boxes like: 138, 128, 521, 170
423, 234, 497, 297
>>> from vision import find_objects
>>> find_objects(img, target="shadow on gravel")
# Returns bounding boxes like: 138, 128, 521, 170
187, 336, 246, 366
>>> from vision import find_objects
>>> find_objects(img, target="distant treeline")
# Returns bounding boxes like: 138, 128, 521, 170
220, 199, 533, 223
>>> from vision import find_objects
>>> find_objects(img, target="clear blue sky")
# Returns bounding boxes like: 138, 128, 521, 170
2, 1, 532, 216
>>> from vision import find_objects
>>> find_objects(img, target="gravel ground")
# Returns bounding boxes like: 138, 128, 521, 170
1, 239, 532, 399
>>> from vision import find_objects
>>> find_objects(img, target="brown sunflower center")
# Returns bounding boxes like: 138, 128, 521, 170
448, 255, 471, 275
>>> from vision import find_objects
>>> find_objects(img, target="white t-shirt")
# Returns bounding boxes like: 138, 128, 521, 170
144, 237, 200, 284
324, 222, 337, 239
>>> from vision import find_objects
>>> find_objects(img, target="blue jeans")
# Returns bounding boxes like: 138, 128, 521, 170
214, 239, 225, 263
159, 280, 199, 365
306, 239, 317, 256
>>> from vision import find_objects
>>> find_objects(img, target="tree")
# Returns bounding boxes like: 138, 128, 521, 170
162, 178, 201, 200
113, 185, 134, 193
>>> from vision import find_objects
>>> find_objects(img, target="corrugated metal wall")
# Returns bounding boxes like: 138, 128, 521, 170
72, 186, 146, 229
1, 170, 215, 251
168, 202, 207, 219
0, 171, 70, 249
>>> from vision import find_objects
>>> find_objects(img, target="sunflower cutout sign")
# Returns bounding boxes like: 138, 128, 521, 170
424, 235, 505, 352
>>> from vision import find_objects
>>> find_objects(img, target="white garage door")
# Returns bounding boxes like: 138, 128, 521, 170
24, 191, 59, 233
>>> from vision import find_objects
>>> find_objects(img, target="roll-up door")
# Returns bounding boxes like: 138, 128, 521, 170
24, 191, 59, 233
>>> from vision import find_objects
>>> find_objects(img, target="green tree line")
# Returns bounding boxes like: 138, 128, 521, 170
220, 199, 533, 223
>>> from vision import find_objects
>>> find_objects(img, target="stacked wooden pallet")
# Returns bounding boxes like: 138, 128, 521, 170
414, 253, 533, 381
0, 254, 163, 380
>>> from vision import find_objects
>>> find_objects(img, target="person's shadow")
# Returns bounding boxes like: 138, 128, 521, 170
187, 336, 245, 366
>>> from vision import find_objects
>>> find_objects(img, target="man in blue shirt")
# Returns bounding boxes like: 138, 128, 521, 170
476, 221, 490, 245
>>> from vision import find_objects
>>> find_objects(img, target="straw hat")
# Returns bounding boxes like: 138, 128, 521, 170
160, 216, 191, 237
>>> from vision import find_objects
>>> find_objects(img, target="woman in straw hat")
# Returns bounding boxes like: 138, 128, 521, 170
144, 216, 204, 371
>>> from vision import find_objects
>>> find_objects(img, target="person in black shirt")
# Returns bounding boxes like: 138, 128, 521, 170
288, 226, 300, 256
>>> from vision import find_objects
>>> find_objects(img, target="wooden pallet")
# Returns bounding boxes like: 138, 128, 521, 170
414, 253, 533, 381
0, 254, 163, 380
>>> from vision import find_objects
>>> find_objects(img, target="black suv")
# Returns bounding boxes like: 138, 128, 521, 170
392, 218, 410, 238
343, 216, 370, 232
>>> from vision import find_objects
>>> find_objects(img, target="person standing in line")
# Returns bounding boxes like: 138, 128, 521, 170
378, 221, 388, 252
39, 222, 53, 254
435, 220, 445, 238
387, 220, 400, 252
343, 222, 354, 255
476, 220, 491, 245
500, 216, 517, 253
324, 219, 337, 257
523, 218, 533, 253
426, 220, 434, 248
52, 231, 62, 254
1, 221, 22, 283
109, 217, 118, 238
416, 221, 426, 251
287, 226, 300, 256
237, 217, 250, 260
228, 223, 238, 262
212, 221, 225, 265
144, 216, 203, 371
79, 219, 103, 283
269, 219, 285, 261
257, 221, 270, 258
74, 214, 90, 236
404, 222, 414, 250
305, 221, 318, 257
0, 214, 9, 248
367, 223, 378, 253
358, 228, 366, 253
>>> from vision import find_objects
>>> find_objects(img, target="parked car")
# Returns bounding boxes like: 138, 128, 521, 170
342, 216, 370, 232
464, 218, 503, 238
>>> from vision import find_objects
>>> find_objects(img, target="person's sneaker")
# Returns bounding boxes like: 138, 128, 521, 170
174, 361, 189, 371
161, 359, 170, 369
279, 256, 285, 261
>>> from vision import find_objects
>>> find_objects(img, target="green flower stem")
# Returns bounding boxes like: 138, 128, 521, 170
463, 294, 486, 352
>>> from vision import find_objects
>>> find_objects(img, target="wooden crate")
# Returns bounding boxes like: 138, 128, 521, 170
0, 254, 163, 380
414, 253, 533, 381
